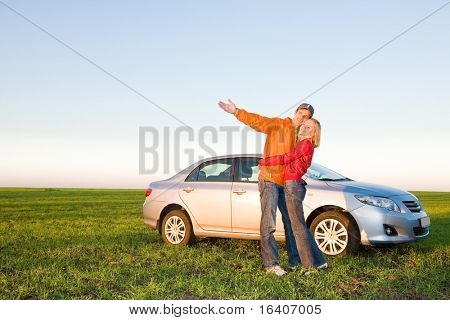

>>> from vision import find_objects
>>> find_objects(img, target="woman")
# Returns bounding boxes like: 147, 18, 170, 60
259, 118, 327, 271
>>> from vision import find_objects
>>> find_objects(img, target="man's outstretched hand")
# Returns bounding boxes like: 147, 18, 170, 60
218, 99, 237, 114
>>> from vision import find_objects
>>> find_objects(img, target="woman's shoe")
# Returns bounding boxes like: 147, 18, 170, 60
287, 264, 301, 272
317, 262, 328, 270
304, 263, 328, 276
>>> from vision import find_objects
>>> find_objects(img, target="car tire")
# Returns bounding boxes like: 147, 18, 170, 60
161, 210, 194, 245
310, 211, 360, 256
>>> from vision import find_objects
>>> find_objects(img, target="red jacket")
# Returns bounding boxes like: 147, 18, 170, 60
259, 138, 314, 183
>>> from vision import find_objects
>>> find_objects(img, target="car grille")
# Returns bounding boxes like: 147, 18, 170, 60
403, 200, 421, 213
413, 226, 429, 236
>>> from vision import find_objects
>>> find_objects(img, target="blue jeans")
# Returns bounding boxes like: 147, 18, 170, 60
258, 180, 300, 268
284, 180, 327, 269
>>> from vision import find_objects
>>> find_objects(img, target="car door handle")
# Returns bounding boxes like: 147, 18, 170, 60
183, 187, 194, 193
233, 189, 246, 195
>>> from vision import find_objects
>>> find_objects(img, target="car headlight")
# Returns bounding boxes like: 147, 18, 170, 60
355, 195, 401, 212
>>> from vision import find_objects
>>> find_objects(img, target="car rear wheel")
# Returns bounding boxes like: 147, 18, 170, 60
310, 211, 360, 256
161, 210, 193, 245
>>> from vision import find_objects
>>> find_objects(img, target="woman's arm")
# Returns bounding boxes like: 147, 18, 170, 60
259, 140, 313, 167
259, 154, 284, 166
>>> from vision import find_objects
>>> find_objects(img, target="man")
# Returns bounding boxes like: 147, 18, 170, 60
218, 99, 314, 275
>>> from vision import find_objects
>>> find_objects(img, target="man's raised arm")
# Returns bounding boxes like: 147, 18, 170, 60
218, 99, 283, 134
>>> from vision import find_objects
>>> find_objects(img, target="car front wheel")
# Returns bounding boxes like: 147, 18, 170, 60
161, 210, 193, 245
310, 211, 360, 256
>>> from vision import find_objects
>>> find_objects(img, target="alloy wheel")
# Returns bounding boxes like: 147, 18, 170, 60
164, 216, 186, 244
314, 218, 348, 255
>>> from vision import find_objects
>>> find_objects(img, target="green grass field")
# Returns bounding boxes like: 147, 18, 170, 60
0, 188, 448, 300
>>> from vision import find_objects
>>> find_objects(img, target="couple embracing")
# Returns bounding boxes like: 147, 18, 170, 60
218, 99, 327, 276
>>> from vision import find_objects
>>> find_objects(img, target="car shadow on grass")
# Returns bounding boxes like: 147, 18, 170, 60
356, 240, 438, 258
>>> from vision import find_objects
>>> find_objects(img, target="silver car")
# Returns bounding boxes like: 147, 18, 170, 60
143, 154, 430, 256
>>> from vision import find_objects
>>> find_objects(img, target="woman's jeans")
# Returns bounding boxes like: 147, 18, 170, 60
258, 180, 300, 268
284, 180, 327, 269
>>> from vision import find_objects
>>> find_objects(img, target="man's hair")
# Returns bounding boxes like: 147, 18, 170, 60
296, 103, 314, 118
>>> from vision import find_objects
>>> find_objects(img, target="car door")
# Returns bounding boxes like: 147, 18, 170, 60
231, 157, 285, 236
302, 176, 318, 216
178, 158, 233, 232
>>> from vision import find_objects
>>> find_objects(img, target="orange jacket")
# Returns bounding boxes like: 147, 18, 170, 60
235, 108, 295, 186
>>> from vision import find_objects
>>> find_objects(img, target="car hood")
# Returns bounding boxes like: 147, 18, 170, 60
325, 180, 408, 197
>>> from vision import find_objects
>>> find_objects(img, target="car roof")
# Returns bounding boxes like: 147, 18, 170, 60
197, 154, 262, 162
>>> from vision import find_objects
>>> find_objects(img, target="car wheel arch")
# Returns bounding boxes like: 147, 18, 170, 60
158, 204, 194, 235
306, 205, 360, 234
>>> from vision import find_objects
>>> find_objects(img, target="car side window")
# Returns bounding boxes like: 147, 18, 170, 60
187, 159, 234, 182
185, 167, 199, 181
236, 158, 260, 183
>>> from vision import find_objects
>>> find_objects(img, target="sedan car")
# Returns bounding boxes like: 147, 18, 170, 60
143, 154, 430, 255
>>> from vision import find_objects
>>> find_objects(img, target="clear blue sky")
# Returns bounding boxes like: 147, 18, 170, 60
1, 0, 449, 190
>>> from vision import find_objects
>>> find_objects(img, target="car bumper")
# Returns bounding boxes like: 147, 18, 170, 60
350, 205, 430, 245
143, 198, 166, 230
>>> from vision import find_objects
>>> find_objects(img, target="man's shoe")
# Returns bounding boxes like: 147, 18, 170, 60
265, 265, 287, 276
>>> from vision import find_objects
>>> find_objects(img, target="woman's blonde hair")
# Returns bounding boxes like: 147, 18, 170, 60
310, 118, 321, 148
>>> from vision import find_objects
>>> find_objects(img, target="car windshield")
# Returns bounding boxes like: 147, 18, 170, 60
305, 163, 350, 181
